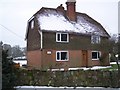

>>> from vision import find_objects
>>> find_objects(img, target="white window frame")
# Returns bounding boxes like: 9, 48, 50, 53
92, 51, 101, 60
91, 35, 100, 44
31, 20, 34, 29
56, 33, 69, 43
56, 51, 69, 61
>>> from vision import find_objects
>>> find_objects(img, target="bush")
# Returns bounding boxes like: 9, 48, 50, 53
2, 50, 17, 90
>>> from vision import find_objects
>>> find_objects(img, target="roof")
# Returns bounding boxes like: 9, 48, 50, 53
25, 7, 110, 39
36, 7, 109, 37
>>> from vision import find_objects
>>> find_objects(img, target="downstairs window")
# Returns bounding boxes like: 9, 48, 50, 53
92, 51, 101, 60
56, 51, 69, 61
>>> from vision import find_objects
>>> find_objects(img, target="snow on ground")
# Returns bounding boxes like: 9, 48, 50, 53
47, 66, 111, 71
15, 86, 120, 90
69, 66, 111, 71
89, 66, 111, 70
13, 56, 27, 67
110, 62, 120, 64
13, 60, 27, 67
15, 86, 109, 89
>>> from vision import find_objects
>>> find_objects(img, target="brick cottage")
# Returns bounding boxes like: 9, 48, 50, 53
25, 0, 110, 70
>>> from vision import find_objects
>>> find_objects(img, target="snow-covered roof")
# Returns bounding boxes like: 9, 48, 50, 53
37, 8, 109, 37
13, 56, 26, 60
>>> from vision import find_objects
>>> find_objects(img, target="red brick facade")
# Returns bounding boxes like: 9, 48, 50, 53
27, 49, 110, 70
27, 50, 42, 69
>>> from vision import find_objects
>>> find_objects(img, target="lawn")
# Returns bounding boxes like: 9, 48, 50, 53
111, 64, 119, 69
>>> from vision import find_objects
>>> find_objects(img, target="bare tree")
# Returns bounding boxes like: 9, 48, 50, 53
11, 45, 23, 58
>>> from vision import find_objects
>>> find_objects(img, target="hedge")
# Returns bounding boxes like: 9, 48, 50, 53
14, 69, 120, 88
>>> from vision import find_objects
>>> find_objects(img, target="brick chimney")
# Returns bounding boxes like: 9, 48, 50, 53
66, 0, 76, 21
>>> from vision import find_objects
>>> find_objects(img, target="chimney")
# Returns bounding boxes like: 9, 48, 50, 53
66, 0, 76, 21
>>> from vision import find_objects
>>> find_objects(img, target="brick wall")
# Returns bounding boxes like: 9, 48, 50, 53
27, 50, 42, 69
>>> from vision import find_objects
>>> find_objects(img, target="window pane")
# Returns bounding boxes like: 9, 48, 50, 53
93, 36, 97, 43
31, 20, 34, 29
57, 34, 60, 41
92, 52, 97, 59
61, 52, 67, 60
95, 36, 99, 43
57, 52, 60, 60
98, 52, 100, 58
91, 35, 100, 44
61, 34, 67, 41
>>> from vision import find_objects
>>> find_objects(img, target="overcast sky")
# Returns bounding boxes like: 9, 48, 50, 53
0, 0, 119, 47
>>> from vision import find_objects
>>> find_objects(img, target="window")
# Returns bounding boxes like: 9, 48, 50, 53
92, 51, 101, 60
56, 51, 69, 61
31, 20, 34, 29
56, 33, 69, 42
91, 35, 100, 44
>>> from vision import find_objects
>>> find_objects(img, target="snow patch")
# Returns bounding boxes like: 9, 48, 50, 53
15, 86, 106, 88
90, 66, 111, 70
110, 62, 120, 64
13, 56, 27, 67
13, 60, 27, 67
47, 66, 111, 71
15, 86, 120, 89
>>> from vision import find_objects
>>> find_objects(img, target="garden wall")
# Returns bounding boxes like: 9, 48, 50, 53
15, 69, 120, 88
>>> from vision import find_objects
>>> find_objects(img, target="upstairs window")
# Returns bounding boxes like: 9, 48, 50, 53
31, 20, 34, 29
56, 33, 69, 42
92, 51, 101, 60
91, 35, 100, 44
56, 51, 69, 61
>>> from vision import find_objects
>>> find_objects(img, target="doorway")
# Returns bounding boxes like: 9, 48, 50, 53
82, 50, 88, 67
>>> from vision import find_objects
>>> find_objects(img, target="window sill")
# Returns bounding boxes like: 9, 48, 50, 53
56, 60, 69, 62
56, 41, 69, 43
92, 59, 99, 60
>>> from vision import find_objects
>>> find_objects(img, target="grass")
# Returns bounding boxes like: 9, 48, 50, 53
111, 64, 119, 69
